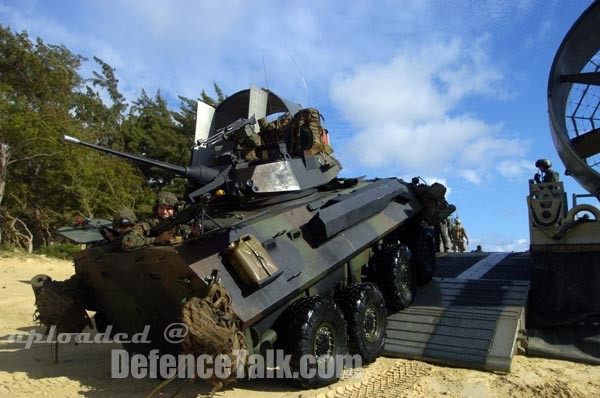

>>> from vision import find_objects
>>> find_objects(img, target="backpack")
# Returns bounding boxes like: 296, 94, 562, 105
291, 108, 333, 155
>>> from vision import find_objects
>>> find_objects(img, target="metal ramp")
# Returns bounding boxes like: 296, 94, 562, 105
383, 253, 530, 372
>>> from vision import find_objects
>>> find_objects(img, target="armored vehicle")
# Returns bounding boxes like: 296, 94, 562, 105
33, 86, 454, 388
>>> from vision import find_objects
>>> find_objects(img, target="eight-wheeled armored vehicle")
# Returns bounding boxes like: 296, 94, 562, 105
32, 86, 454, 388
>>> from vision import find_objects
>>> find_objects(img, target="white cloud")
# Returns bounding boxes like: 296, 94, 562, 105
480, 238, 529, 253
330, 39, 527, 180
0, 0, 550, 111
496, 159, 535, 180
459, 170, 486, 185
0, 0, 557, 182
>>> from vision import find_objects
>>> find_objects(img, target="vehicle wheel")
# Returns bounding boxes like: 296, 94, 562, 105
275, 296, 348, 388
93, 311, 140, 353
413, 227, 436, 285
93, 311, 119, 337
373, 242, 414, 311
335, 283, 387, 364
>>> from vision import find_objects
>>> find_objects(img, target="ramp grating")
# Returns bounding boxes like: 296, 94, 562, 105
383, 277, 530, 372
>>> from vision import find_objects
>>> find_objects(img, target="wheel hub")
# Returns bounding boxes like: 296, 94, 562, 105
314, 323, 335, 357
399, 261, 410, 286
364, 305, 379, 342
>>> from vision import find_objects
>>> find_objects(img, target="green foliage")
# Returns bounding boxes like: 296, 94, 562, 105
0, 23, 227, 250
35, 242, 81, 260
199, 83, 226, 108
1, 25, 86, 249
119, 89, 192, 187
214, 83, 227, 103
174, 95, 198, 136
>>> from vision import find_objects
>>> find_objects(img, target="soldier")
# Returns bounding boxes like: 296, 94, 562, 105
112, 209, 171, 252
148, 191, 194, 241
450, 218, 469, 252
438, 217, 453, 253
110, 209, 137, 241
151, 191, 180, 225
258, 113, 291, 145
471, 245, 483, 253
534, 159, 559, 183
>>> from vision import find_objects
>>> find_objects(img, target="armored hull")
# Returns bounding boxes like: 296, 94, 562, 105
74, 178, 429, 354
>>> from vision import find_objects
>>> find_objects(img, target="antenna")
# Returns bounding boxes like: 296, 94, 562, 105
289, 51, 310, 104
262, 49, 269, 92
262, 49, 273, 116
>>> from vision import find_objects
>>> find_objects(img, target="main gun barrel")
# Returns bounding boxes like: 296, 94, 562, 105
63, 135, 220, 185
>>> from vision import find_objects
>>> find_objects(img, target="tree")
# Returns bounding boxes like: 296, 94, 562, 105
73, 57, 127, 146
173, 95, 199, 137
0, 25, 84, 250
0, 24, 230, 250
214, 83, 226, 103
199, 83, 226, 108
120, 90, 192, 189
0, 25, 149, 250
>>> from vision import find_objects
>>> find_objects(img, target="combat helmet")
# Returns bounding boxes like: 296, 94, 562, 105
155, 191, 179, 210
113, 209, 137, 228
535, 159, 552, 169
455, 218, 461, 225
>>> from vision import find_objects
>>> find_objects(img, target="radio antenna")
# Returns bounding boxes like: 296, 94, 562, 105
262, 49, 273, 116
262, 49, 269, 92
289, 51, 310, 104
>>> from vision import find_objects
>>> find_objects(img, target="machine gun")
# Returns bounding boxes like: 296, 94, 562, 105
196, 115, 257, 148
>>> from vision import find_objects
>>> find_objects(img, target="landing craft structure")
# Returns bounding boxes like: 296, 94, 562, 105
528, 0, 600, 331
33, 85, 454, 388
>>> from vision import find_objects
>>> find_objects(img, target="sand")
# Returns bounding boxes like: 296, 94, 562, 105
1, 252, 598, 397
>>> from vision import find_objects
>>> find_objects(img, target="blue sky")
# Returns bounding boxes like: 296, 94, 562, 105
1, 0, 595, 252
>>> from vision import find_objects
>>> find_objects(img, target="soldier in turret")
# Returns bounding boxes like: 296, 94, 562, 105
534, 159, 560, 183
147, 191, 195, 242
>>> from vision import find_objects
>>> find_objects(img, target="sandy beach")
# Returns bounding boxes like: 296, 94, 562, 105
1, 253, 598, 397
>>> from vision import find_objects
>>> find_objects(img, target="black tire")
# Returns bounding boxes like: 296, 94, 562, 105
374, 242, 414, 312
93, 311, 119, 337
335, 283, 387, 364
275, 296, 348, 388
92, 312, 139, 353
413, 227, 436, 285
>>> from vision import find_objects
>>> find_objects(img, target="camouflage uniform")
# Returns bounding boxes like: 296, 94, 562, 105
438, 218, 453, 253
121, 222, 157, 252
112, 209, 157, 252
450, 220, 469, 252
534, 159, 560, 183
149, 191, 193, 241
542, 169, 559, 183
258, 113, 292, 145
147, 217, 191, 241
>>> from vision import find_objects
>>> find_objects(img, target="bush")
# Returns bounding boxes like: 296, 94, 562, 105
35, 243, 82, 260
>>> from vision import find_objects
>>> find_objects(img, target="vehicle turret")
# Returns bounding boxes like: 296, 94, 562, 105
63, 86, 342, 206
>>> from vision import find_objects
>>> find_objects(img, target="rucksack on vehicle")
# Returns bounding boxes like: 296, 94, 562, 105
291, 108, 333, 155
